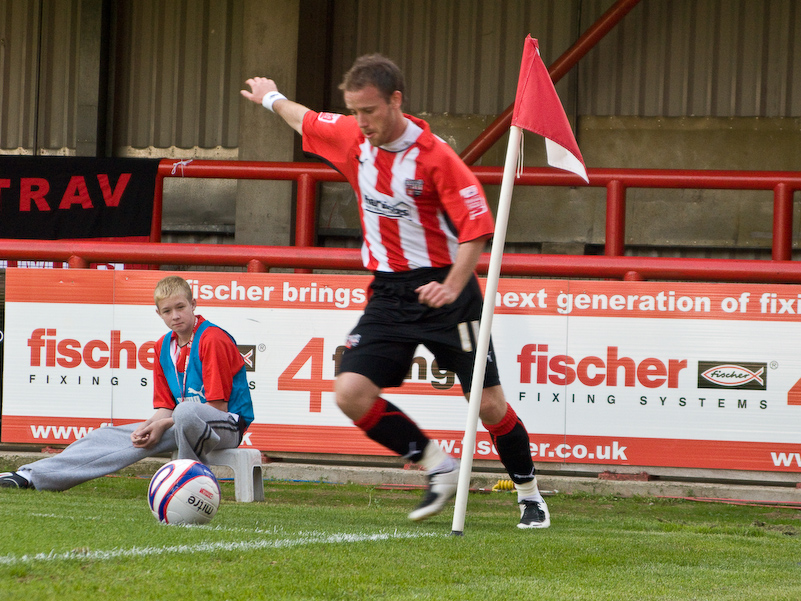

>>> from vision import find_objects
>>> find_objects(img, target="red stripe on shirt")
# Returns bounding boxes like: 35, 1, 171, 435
373, 150, 395, 196
379, 217, 409, 271
416, 176, 454, 266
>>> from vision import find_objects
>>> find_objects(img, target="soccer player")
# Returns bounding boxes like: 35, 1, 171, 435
0, 275, 254, 491
240, 54, 549, 528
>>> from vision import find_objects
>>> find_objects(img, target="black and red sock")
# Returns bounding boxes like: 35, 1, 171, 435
354, 397, 430, 462
484, 403, 535, 484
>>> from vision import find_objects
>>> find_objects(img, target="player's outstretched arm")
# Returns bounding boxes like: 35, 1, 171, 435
241, 77, 309, 135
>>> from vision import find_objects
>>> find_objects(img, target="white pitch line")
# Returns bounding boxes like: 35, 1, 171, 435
0, 530, 441, 566
29, 513, 104, 521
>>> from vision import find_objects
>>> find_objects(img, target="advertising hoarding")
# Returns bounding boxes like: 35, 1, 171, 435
3, 268, 800, 473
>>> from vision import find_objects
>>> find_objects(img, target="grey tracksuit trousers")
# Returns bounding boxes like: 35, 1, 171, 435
18, 402, 243, 491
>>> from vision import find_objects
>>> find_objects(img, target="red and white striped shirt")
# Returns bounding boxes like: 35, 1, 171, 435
302, 111, 495, 272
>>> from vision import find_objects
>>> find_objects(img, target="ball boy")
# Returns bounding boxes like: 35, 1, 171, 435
0, 275, 254, 491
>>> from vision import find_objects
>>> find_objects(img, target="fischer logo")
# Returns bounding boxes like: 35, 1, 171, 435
697, 361, 767, 390
27, 328, 156, 370
517, 344, 687, 388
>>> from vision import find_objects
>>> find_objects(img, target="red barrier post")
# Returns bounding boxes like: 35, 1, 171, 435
773, 182, 794, 261
295, 173, 317, 248
151, 171, 165, 243
295, 173, 317, 274
247, 259, 268, 273
605, 179, 626, 257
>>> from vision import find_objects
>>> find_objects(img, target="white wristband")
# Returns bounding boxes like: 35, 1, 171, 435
262, 91, 287, 112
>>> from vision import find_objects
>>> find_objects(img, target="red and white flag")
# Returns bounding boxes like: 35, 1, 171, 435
511, 35, 588, 182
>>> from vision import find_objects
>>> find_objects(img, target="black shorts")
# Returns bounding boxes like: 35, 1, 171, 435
338, 267, 501, 393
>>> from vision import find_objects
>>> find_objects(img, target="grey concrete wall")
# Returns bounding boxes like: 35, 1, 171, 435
234, 0, 300, 247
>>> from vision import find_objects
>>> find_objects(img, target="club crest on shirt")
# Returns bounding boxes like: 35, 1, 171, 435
345, 334, 361, 349
405, 178, 424, 197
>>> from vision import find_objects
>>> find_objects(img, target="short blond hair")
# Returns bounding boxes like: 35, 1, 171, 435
154, 275, 193, 306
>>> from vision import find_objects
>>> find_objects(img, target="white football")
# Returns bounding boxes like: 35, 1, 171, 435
148, 459, 221, 525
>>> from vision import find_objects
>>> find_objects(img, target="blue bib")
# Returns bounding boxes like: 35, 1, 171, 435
159, 320, 254, 426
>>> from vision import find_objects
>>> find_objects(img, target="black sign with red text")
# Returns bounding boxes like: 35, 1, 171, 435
0, 157, 158, 240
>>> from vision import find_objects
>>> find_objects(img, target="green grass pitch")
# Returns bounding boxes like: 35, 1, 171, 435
1, 475, 801, 601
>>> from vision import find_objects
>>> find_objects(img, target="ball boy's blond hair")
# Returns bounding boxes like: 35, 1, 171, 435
153, 275, 193, 306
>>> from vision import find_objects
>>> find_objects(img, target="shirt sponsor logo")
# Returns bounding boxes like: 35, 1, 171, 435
459, 185, 487, 219
697, 361, 767, 390
363, 194, 411, 219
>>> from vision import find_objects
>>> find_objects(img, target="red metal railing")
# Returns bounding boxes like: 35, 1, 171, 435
1, 159, 800, 283
152, 160, 344, 249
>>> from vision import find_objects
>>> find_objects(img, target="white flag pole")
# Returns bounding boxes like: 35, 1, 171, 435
451, 125, 522, 535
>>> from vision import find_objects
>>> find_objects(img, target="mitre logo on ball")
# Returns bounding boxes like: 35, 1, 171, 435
148, 459, 221, 525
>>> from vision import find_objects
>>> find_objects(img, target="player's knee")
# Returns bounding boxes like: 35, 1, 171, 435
334, 373, 378, 420
334, 386, 362, 417
478, 386, 507, 423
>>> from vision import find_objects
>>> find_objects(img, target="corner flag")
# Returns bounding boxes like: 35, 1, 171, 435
451, 36, 588, 535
